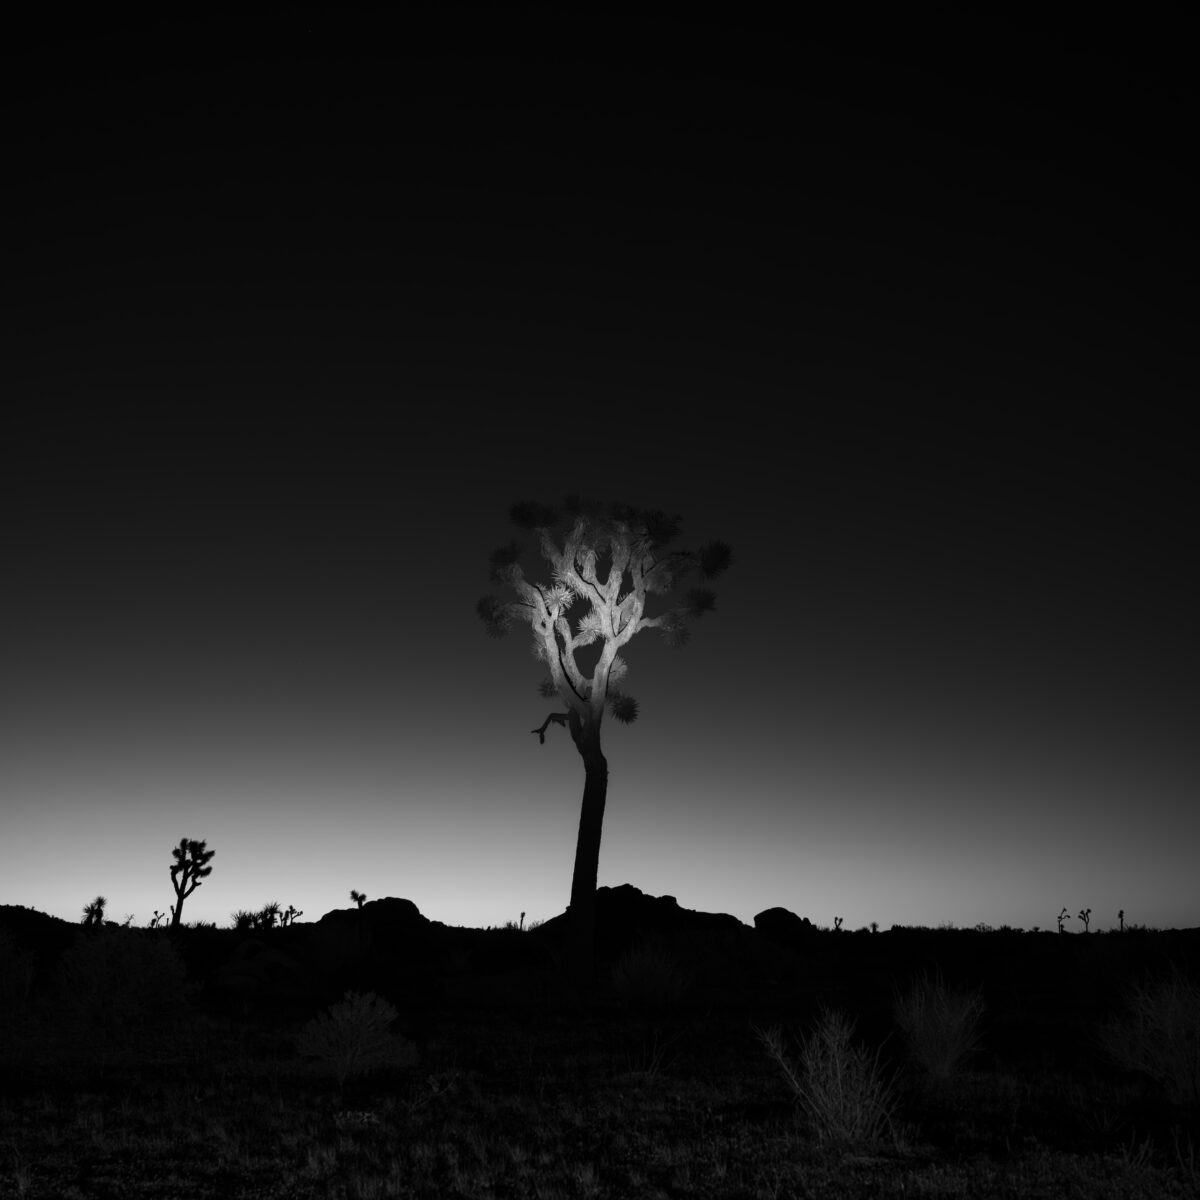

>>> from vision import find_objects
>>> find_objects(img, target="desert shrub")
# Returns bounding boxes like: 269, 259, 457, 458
296, 990, 419, 1090
610, 942, 689, 1011
0, 928, 36, 1016
893, 970, 985, 1082
55, 929, 187, 1035
1099, 968, 1200, 1105
755, 1008, 896, 1145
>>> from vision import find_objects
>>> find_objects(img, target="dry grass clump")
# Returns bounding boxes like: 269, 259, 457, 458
1099, 967, 1200, 1106
892, 970, 985, 1083
755, 1008, 897, 1146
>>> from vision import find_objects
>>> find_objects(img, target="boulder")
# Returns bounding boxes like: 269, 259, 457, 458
753, 906, 816, 949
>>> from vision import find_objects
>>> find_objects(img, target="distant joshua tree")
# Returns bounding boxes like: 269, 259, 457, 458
477, 496, 732, 985
149, 910, 166, 929
1078, 907, 1091, 933
833, 916, 844, 932
1057, 907, 1070, 934
81, 895, 107, 928
282, 904, 303, 927
1118, 908, 1125, 933
350, 889, 367, 909
258, 901, 281, 929
170, 838, 216, 930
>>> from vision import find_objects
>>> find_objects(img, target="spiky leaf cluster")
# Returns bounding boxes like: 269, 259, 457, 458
488, 540, 524, 584
685, 588, 717, 618
698, 540, 734, 578
607, 692, 639, 724
540, 583, 575, 613
510, 500, 558, 529
476, 595, 512, 638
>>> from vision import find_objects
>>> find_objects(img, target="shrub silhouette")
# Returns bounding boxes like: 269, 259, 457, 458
55, 929, 187, 1036
610, 943, 689, 1012
0, 928, 35, 1018
892, 971, 985, 1083
1099, 968, 1200, 1106
296, 991, 419, 1091
755, 1010, 896, 1146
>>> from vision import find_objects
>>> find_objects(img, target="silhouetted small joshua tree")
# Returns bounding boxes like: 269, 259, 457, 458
282, 904, 303, 927
350, 889, 367, 909
258, 901, 281, 929
478, 496, 732, 985
1057, 907, 1070, 934
170, 838, 216, 930
1078, 907, 1091, 933
82, 896, 107, 928
1119, 908, 1125, 933
834, 916, 843, 932
149, 910, 166, 929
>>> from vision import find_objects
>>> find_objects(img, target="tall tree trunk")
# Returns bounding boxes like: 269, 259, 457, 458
566, 740, 608, 988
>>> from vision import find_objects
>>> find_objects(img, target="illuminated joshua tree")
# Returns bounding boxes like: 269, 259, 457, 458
477, 497, 733, 985
169, 837, 215, 930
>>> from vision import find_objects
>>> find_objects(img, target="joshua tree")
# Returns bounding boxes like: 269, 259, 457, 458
1057, 907, 1070, 934
149, 910, 166, 929
350, 889, 366, 909
477, 497, 732, 985
82, 895, 107, 927
1118, 908, 1125, 933
169, 838, 216, 930
282, 904, 303, 927
1078, 907, 1091, 933
258, 901, 281, 929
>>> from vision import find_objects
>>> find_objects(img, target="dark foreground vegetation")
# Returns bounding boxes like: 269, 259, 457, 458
2, 892, 1198, 1199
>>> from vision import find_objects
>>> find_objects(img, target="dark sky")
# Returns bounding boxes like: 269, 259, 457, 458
4, 12, 1197, 932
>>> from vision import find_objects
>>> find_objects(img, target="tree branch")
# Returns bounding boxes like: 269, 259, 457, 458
530, 711, 570, 744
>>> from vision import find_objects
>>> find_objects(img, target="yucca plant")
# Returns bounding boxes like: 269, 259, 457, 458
478, 497, 732, 985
